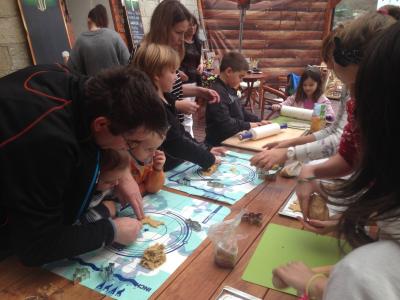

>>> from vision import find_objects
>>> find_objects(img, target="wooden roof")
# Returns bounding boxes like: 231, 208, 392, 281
200, 0, 341, 85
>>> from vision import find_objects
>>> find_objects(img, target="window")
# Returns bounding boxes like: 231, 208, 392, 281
334, 0, 378, 25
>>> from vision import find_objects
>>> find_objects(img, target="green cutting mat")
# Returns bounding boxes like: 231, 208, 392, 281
242, 223, 349, 296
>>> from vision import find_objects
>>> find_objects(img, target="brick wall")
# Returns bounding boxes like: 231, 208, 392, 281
138, 0, 199, 33
0, 0, 31, 77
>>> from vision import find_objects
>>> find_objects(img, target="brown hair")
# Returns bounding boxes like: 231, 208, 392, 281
130, 43, 180, 87
100, 149, 130, 172
143, 0, 191, 59
85, 67, 169, 137
88, 4, 108, 28
294, 67, 324, 102
321, 12, 395, 66
220, 52, 249, 72
326, 21, 400, 248
379, 5, 400, 20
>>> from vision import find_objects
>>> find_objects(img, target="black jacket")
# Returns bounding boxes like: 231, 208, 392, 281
205, 77, 260, 146
161, 94, 215, 171
0, 65, 114, 266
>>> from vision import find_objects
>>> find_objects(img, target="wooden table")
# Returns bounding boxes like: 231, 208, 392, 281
242, 72, 267, 113
0, 149, 301, 300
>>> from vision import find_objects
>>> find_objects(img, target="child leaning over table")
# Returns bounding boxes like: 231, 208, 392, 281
272, 66, 336, 122
128, 131, 166, 195
79, 149, 130, 225
205, 52, 269, 146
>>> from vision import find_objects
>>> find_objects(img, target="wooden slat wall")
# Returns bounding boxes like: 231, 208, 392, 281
200, 0, 338, 86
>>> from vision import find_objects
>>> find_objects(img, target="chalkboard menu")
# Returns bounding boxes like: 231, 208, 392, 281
125, 0, 144, 46
18, 0, 71, 64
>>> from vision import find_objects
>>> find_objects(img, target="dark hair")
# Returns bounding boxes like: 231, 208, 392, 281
187, 14, 202, 52
144, 0, 191, 59
85, 67, 169, 137
100, 149, 130, 172
220, 52, 249, 72
379, 5, 400, 20
327, 22, 400, 248
321, 12, 395, 67
88, 4, 108, 28
294, 67, 323, 102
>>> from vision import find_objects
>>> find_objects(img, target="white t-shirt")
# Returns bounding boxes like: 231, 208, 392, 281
324, 239, 400, 299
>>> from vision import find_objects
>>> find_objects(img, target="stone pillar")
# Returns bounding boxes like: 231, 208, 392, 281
0, 0, 31, 77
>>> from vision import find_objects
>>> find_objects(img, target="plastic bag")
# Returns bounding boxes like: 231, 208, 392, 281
207, 211, 245, 268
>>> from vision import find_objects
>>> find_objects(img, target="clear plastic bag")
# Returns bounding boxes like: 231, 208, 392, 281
207, 211, 245, 268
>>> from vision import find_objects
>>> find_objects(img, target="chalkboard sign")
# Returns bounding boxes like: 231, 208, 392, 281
18, 0, 71, 64
125, 0, 144, 46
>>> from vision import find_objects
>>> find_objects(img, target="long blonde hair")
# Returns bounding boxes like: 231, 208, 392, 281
130, 43, 180, 86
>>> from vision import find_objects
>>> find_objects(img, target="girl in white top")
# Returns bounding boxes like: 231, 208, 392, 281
271, 20, 400, 300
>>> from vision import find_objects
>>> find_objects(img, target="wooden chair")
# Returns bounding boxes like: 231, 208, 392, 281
260, 81, 288, 119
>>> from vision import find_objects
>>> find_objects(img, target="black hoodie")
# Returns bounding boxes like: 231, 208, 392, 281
0, 65, 114, 266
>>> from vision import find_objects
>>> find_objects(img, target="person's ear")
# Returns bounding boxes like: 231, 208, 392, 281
153, 74, 160, 84
92, 117, 110, 133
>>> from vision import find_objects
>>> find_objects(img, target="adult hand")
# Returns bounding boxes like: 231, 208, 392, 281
198, 87, 220, 104
272, 104, 281, 111
179, 70, 189, 82
196, 63, 204, 75
210, 146, 227, 157
153, 150, 166, 171
250, 148, 288, 170
115, 171, 144, 220
272, 261, 318, 294
113, 217, 142, 245
296, 165, 318, 220
175, 99, 199, 114
298, 214, 341, 235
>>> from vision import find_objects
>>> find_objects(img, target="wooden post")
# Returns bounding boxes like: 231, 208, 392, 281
323, 0, 342, 38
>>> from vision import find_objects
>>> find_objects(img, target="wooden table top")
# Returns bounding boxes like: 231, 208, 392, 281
0, 149, 300, 300
243, 72, 267, 82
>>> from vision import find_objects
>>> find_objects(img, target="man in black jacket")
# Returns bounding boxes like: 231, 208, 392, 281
0, 65, 168, 266
205, 52, 268, 146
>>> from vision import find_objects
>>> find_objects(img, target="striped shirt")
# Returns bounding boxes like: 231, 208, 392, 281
172, 71, 184, 122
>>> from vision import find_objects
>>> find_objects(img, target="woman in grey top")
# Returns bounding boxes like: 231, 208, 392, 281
68, 4, 129, 76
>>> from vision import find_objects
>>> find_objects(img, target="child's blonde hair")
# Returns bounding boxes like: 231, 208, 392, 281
130, 43, 180, 85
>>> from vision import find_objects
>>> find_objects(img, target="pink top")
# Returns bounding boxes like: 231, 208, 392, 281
281, 94, 336, 121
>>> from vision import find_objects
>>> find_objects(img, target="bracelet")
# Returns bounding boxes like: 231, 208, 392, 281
305, 273, 327, 300
297, 176, 317, 184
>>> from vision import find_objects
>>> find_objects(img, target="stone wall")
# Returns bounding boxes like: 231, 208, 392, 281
0, 0, 31, 77
138, 0, 199, 33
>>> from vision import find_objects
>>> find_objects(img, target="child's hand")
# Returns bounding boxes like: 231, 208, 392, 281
210, 146, 227, 157
272, 261, 319, 293
259, 120, 271, 126
153, 150, 166, 171
272, 104, 281, 111
179, 70, 189, 82
250, 122, 261, 128
113, 217, 142, 245
175, 99, 199, 114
